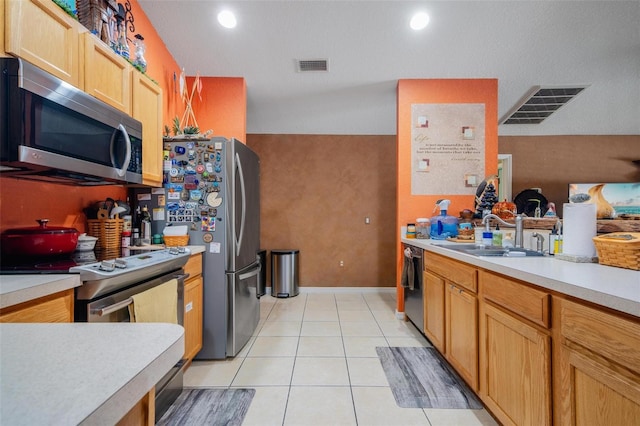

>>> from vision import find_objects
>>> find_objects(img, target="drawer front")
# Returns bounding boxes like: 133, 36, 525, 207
184, 253, 203, 279
425, 252, 477, 293
560, 298, 640, 375
0, 289, 73, 323
480, 271, 550, 328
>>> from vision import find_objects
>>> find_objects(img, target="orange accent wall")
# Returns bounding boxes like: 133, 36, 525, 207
395, 79, 498, 312
128, 0, 183, 125
0, 178, 127, 232
188, 76, 247, 142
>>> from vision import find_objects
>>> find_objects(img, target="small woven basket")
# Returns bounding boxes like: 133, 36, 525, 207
87, 219, 124, 249
593, 232, 640, 271
163, 235, 189, 247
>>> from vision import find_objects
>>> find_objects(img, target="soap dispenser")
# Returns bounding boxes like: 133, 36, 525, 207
430, 199, 459, 240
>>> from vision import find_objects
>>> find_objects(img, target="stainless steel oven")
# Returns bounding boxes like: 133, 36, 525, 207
71, 248, 191, 422
77, 269, 187, 323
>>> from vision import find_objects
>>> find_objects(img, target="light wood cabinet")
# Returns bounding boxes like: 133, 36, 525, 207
132, 72, 163, 186
5, 0, 81, 86
83, 32, 132, 114
0, 289, 74, 323
446, 282, 478, 390
1, 0, 6, 57
556, 298, 640, 425
424, 252, 478, 390
183, 253, 203, 362
116, 387, 154, 426
479, 271, 552, 426
480, 302, 551, 426
421, 249, 640, 426
423, 270, 445, 353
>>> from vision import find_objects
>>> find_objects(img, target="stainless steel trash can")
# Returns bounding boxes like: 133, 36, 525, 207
271, 249, 299, 298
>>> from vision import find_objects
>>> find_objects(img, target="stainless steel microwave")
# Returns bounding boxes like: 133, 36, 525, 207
0, 58, 143, 185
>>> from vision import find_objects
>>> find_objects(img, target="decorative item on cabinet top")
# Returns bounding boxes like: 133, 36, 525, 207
162, 72, 213, 141
76, 0, 155, 77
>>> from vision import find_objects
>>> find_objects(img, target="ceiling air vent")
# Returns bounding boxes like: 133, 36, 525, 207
296, 59, 329, 72
500, 85, 588, 125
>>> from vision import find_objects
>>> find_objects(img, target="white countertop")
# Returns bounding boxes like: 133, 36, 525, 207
402, 237, 640, 318
0, 323, 184, 425
0, 274, 81, 309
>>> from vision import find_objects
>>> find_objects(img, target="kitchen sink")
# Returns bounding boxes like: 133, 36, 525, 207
434, 244, 545, 257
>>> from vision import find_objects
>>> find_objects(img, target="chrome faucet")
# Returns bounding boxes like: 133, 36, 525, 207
482, 213, 525, 248
532, 232, 546, 253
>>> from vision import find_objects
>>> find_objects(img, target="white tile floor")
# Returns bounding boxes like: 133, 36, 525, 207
184, 290, 499, 426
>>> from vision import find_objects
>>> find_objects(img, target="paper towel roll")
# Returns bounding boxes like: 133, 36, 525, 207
562, 203, 597, 257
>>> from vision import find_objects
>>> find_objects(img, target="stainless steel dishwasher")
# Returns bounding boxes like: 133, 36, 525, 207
402, 243, 424, 331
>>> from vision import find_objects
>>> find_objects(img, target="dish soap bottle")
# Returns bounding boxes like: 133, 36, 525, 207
430, 199, 459, 240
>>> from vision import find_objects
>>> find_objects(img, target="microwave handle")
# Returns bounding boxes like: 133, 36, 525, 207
110, 123, 132, 177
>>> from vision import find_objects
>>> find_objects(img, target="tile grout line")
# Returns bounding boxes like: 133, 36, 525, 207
336, 293, 361, 425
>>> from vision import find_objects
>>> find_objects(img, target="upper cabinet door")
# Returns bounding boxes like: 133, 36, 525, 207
5, 0, 80, 87
83, 32, 132, 114
132, 71, 163, 187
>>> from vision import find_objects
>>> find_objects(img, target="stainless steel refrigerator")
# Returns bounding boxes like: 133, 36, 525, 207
163, 137, 261, 359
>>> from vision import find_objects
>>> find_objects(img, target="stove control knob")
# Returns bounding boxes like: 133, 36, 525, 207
115, 259, 128, 269
99, 260, 116, 272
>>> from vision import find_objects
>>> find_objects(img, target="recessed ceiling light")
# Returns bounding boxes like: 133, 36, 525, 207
410, 12, 430, 30
217, 10, 237, 28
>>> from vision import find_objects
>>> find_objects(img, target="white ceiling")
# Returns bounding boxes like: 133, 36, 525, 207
138, 1, 640, 136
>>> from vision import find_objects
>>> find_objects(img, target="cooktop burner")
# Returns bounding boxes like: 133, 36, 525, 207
1, 249, 126, 274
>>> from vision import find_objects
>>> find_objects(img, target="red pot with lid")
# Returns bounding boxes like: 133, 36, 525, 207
1, 219, 79, 256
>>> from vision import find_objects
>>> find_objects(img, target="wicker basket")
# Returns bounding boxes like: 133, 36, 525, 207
87, 218, 124, 249
163, 235, 189, 247
77, 0, 118, 41
593, 232, 640, 271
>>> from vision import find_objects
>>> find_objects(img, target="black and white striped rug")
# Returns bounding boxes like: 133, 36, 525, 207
376, 347, 482, 409
157, 388, 255, 426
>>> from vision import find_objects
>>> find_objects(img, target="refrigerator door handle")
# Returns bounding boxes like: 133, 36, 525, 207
235, 152, 246, 257
238, 264, 261, 282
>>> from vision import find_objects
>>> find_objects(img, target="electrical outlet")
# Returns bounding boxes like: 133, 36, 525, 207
365, 217, 370, 224
339, 260, 344, 267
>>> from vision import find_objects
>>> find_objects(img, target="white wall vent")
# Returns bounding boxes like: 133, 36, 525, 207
500, 85, 588, 124
296, 59, 329, 72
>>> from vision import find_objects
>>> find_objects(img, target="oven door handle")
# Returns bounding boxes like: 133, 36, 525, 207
92, 297, 134, 317
91, 273, 190, 317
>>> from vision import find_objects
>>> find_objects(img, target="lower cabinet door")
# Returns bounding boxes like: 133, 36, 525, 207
446, 283, 478, 390
559, 343, 640, 425
424, 270, 446, 353
480, 302, 551, 426
183, 276, 203, 361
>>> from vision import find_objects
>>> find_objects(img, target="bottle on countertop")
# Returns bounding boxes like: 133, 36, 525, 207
548, 228, 558, 255
502, 232, 514, 248
139, 205, 152, 246
416, 218, 430, 239
482, 231, 493, 246
492, 224, 503, 246
406, 223, 416, 238
430, 199, 459, 240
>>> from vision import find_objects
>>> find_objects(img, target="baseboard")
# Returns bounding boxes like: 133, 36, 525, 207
264, 286, 396, 295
